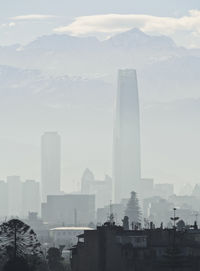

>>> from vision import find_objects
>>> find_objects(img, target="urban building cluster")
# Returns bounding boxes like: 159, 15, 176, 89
1, 69, 200, 270
0, 177, 40, 218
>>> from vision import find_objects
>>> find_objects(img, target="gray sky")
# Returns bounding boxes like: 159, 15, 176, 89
1, 0, 200, 17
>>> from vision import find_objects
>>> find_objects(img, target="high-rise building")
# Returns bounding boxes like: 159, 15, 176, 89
139, 178, 154, 199
41, 132, 61, 202
0, 180, 8, 218
42, 194, 95, 226
113, 69, 141, 203
81, 168, 95, 194
7, 176, 22, 217
21, 180, 41, 217
81, 168, 112, 209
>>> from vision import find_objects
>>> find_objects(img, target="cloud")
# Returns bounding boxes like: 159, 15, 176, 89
11, 14, 57, 21
0, 22, 16, 28
54, 10, 200, 47
8, 22, 16, 27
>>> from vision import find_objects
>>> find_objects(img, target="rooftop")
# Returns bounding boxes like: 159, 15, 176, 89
50, 227, 94, 231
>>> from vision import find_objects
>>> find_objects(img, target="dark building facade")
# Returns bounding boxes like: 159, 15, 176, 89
71, 224, 200, 271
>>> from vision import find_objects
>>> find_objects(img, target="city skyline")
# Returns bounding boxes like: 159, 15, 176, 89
0, 1, 200, 195
1, 1, 200, 270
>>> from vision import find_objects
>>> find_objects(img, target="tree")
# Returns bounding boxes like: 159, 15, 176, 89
3, 257, 29, 271
122, 216, 129, 230
0, 219, 43, 270
176, 220, 185, 231
28, 254, 48, 271
47, 247, 65, 271
125, 191, 141, 227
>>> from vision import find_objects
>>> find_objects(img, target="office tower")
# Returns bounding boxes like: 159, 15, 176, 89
81, 169, 112, 209
42, 194, 95, 226
0, 180, 8, 218
81, 168, 95, 194
113, 69, 141, 203
41, 132, 61, 202
21, 180, 40, 217
95, 174, 112, 209
139, 178, 154, 199
7, 176, 22, 217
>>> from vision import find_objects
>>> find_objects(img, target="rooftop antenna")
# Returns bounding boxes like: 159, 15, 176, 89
195, 212, 199, 223
170, 208, 179, 229
194, 212, 199, 229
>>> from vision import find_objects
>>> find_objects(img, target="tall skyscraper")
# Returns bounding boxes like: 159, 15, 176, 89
113, 69, 141, 203
41, 132, 61, 202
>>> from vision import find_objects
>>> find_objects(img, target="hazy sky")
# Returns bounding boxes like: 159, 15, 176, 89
1, 0, 200, 47
1, 0, 200, 194
1, 0, 200, 17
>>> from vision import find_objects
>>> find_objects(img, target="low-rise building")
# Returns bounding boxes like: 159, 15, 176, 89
50, 227, 93, 248
71, 222, 200, 271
